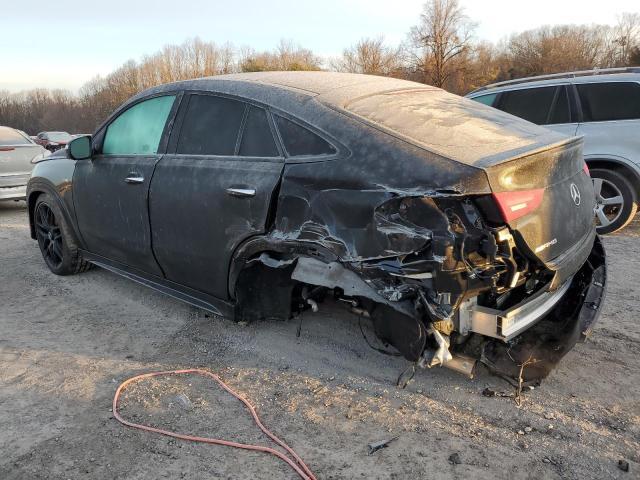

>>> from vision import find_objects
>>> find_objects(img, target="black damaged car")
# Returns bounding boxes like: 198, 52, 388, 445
27, 72, 606, 382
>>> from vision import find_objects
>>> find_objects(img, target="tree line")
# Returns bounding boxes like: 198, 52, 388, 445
1, 0, 639, 135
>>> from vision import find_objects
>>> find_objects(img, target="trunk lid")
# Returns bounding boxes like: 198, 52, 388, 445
482, 137, 595, 276
0, 144, 42, 178
340, 88, 595, 278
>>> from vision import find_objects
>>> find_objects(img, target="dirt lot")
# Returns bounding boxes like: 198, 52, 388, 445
1, 200, 638, 480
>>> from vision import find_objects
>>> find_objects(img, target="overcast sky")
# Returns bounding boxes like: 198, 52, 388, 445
1, 0, 638, 92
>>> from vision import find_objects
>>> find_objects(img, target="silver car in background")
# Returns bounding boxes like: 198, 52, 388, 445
0, 126, 50, 201
466, 67, 640, 234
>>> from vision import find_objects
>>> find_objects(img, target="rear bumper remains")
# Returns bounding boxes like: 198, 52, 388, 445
471, 235, 606, 382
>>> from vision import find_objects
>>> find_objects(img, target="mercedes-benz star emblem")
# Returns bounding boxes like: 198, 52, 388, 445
570, 183, 581, 206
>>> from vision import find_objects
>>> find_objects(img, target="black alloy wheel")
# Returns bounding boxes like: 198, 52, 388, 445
35, 202, 64, 270
33, 193, 92, 275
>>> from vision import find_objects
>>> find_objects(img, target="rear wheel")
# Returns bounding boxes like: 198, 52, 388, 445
34, 193, 92, 275
590, 168, 638, 235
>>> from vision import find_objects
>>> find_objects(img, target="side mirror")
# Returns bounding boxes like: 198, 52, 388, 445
68, 135, 92, 160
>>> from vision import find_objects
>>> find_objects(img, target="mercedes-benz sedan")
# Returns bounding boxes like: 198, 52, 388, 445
26, 72, 606, 382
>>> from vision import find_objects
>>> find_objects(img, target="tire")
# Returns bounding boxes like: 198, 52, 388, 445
33, 193, 92, 275
589, 168, 638, 235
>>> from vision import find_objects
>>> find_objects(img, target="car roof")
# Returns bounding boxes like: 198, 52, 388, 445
467, 70, 640, 96
138, 71, 430, 108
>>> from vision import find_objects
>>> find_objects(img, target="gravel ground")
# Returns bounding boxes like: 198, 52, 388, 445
1, 200, 638, 479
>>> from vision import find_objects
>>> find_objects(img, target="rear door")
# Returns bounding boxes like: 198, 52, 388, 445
496, 84, 579, 137
73, 94, 179, 275
149, 93, 284, 298
574, 81, 640, 158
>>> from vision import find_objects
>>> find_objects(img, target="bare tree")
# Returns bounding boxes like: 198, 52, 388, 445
505, 25, 607, 77
333, 36, 403, 75
239, 40, 321, 72
613, 12, 640, 66
408, 0, 475, 87
3, 11, 639, 134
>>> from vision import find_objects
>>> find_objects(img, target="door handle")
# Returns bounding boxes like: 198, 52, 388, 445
226, 187, 256, 198
125, 174, 144, 184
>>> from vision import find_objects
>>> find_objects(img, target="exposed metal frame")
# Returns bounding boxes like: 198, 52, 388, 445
457, 278, 573, 341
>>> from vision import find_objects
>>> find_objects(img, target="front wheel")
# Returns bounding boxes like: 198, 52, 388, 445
34, 193, 92, 275
590, 168, 638, 235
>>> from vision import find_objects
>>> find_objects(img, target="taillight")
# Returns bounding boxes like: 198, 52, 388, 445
493, 189, 544, 222
583, 163, 590, 176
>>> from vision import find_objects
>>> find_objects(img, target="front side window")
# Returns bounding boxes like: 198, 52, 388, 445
274, 115, 336, 157
103, 95, 176, 155
498, 86, 557, 125
577, 82, 640, 122
176, 95, 245, 155
471, 93, 497, 106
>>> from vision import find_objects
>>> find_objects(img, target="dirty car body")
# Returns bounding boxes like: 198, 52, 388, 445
26, 72, 606, 382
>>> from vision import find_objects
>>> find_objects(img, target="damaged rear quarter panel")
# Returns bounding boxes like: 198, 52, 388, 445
271, 112, 492, 262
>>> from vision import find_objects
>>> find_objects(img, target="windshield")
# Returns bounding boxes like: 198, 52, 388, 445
47, 132, 72, 142
0, 127, 33, 146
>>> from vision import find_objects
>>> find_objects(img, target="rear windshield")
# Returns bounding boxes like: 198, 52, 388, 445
345, 88, 553, 165
0, 127, 32, 146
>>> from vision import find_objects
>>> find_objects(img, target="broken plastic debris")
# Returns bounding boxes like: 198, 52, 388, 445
367, 436, 399, 455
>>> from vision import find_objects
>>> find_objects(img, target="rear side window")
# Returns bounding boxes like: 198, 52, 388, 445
177, 95, 246, 155
274, 115, 336, 157
103, 95, 175, 155
577, 82, 640, 122
238, 106, 279, 157
0, 128, 31, 146
471, 93, 497, 106
498, 86, 557, 125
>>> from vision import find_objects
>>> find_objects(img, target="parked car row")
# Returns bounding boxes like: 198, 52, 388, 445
34, 131, 73, 152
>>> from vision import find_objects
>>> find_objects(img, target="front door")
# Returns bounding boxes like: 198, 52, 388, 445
149, 93, 284, 298
73, 94, 178, 276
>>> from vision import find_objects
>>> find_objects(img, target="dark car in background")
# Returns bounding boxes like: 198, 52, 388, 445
35, 131, 73, 152
0, 126, 49, 200
26, 72, 606, 382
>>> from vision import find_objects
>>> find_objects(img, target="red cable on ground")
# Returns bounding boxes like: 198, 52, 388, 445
112, 369, 317, 480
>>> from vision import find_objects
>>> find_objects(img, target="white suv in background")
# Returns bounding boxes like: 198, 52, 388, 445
467, 67, 640, 234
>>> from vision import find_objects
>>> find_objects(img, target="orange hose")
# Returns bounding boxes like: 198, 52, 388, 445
112, 369, 317, 480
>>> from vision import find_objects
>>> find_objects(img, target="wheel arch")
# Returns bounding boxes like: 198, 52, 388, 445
227, 235, 340, 300
585, 157, 640, 202
27, 181, 85, 248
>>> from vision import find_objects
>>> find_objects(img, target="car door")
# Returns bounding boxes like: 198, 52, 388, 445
574, 81, 640, 159
148, 92, 285, 298
73, 94, 179, 276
